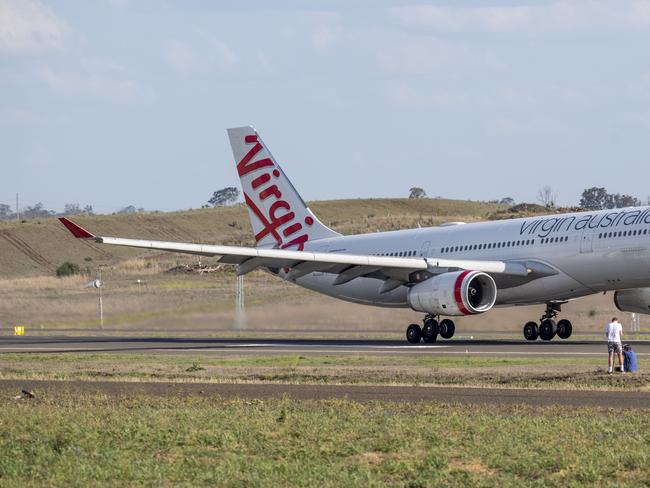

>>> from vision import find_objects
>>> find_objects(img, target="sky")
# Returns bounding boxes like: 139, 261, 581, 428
1, 0, 650, 214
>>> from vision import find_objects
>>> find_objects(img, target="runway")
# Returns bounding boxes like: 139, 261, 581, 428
3, 337, 649, 408
1, 335, 649, 357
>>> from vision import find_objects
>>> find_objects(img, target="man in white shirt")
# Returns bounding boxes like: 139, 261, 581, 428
605, 317, 624, 374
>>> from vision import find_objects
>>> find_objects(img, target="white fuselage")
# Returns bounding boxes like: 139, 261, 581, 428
289, 206, 650, 310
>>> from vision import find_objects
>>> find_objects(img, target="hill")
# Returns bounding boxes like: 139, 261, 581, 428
0, 198, 507, 278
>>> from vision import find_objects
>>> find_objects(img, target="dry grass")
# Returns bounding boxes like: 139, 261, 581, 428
0, 198, 506, 279
114, 258, 161, 274
0, 264, 644, 334
0, 274, 87, 292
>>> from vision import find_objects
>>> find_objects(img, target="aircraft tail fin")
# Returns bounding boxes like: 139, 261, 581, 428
227, 126, 340, 250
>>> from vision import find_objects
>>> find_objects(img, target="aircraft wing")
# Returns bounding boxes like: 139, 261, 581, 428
59, 217, 531, 292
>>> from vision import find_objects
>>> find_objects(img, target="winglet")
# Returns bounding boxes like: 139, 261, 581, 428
59, 217, 95, 239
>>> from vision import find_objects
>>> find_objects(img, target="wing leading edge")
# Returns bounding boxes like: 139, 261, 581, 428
58, 217, 531, 290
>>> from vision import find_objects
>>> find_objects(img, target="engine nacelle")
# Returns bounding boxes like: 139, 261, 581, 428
407, 270, 497, 316
614, 288, 650, 315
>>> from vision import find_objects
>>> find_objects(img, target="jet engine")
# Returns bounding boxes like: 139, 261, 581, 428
407, 270, 497, 316
614, 288, 650, 314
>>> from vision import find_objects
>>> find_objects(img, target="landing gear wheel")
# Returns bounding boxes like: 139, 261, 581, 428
523, 321, 539, 341
557, 319, 572, 339
539, 319, 556, 341
439, 319, 455, 339
422, 319, 439, 343
406, 324, 422, 344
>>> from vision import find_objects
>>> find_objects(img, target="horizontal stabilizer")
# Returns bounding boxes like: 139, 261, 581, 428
59, 217, 95, 239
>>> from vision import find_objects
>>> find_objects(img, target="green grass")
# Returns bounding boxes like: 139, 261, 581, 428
0, 394, 647, 486
2, 353, 647, 391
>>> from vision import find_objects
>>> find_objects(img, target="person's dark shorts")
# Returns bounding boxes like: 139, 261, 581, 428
608, 341, 622, 354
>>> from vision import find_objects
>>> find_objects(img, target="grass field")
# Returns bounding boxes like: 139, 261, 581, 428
1, 392, 648, 487
2, 353, 647, 391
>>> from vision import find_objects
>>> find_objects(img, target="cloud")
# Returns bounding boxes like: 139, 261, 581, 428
0, 0, 65, 53
208, 37, 237, 69
166, 39, 199, 75
165, 37, 237, 74
385, 82, 470, 109
40, 60, 140, 101
389, 1, 650, 35
311, 24, 339, 50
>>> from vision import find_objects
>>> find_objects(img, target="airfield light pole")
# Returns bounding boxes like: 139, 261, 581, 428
235, 274, 245, 329
15, 193, 19, 221
97, 267, 104, 330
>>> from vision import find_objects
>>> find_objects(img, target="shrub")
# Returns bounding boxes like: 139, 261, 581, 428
56, 262, 81, 277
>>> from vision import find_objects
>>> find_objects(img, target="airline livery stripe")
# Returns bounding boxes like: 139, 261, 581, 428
454, 270, 473, 315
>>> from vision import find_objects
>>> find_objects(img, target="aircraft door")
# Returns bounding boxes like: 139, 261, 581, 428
580, 232, 594, 253
420, 241, 431, 257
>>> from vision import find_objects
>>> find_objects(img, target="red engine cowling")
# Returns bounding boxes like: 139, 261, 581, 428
407, 270, 497, 316
614, 288, 650, 315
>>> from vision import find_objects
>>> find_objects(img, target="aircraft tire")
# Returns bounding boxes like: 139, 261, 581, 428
422, 320, 439, 343
406, 324, 422, 344
439, 319, 455, 339
557, 319, 572, 339
539, 319, 556, 341
523, 321, 539, 341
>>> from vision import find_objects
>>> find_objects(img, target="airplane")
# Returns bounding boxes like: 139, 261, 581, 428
60, 126, 650, 343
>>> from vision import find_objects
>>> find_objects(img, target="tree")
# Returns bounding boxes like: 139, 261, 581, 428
83, 205, 94, 215
117, 205, 137, 214
409, 187, 426, 199
607, 193, 641, 209
63, 203, 82, 215
537, 186, 557, 209
208, 187, 240, 206
579, 187, 641, 210
499, 197, 515, 206
56, 261, 81, 277
0, 203, 12, 220
580, 187, 609, 210
22, 202, 54, 219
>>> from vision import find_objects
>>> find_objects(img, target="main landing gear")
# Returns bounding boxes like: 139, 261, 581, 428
522, 302, 573, 341
406, 315, 455, 344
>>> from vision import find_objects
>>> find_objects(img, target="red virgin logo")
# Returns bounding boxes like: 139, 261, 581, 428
238, 135, 313, 250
